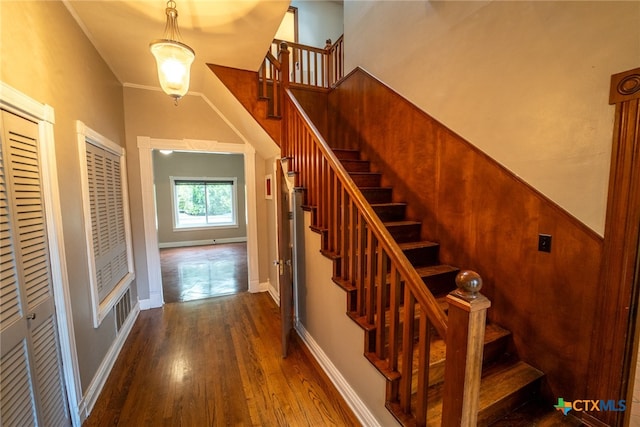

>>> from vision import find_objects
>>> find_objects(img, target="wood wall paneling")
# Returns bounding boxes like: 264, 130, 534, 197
290, 88, 329, 142
325, 68, 604, 404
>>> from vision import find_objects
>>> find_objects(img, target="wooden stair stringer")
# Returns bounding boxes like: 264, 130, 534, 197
207, 64, 282, 144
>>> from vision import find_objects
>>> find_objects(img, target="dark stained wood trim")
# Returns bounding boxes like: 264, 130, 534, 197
585, 67, 640, 426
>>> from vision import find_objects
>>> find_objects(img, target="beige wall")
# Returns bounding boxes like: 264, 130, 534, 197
153, 151, 247, 245
1, 1, 127, 393
298, 211, 400, 427
344, 1, 640, 235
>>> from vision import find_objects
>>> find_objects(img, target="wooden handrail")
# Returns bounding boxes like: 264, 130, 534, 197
258, 42, 289, 117
284, 88, 448, 338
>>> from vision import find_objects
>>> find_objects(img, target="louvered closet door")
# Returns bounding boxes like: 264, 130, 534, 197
0, 110, 70, 427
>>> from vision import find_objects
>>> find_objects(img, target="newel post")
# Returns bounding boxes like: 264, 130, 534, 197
325, 39, 333, 88
441, 270, 491, 426
278, 41, 290, 89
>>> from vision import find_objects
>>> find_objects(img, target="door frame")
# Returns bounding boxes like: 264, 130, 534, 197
585, 67, 640, 426
0, 82, 81, 426
137, 136, 261, 309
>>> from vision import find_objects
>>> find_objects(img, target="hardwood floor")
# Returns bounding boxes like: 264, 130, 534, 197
83, 292, 361, 427
160, 243, 248, 303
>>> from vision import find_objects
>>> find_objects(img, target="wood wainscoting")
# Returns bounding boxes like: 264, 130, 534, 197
310, 68, 605, 406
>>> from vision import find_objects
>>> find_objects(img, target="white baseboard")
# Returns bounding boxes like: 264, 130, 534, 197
294, 321, 382, 427
258, 280, 270, 293
158, 237, 247, 248
79, 301, 141, 419
248, 278, 263, 293
139, 292, 163, 310
267, 280, 280, 305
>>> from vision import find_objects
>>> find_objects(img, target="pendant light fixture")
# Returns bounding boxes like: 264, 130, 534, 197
150, 0, 195, 104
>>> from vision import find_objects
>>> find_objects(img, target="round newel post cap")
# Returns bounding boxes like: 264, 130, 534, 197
455, 270, 483, 299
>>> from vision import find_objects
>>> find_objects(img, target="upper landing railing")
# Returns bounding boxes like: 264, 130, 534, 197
258, 37, 344, 117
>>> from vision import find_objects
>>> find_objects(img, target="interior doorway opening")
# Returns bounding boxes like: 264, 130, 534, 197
137, 137, 260, 309
151, 149, 250, 303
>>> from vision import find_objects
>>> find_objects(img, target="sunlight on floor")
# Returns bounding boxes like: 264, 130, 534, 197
160, 243, 248, 303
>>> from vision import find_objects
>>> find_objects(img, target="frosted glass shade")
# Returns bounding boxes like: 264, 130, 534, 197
150, 39, 195, 100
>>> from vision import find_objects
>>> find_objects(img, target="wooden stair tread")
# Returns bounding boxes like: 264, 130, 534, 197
480, 360, 544, 399
414, 264, 459, 277
349, 171, 381, 176
488, 399, 583, 426
477, 361, 545, 423
399, 241, 439, 251
383, 220, 422, 227
420, 360, 544, 426
360, 186, 393, 190
371, 202, 407, 208
340, 159, 371, 169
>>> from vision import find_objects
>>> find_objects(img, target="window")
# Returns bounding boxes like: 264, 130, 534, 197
170, 177, 238, 230
77, 121, 134, 327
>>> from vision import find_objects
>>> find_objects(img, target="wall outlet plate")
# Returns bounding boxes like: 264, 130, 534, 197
538, 234, 552, 253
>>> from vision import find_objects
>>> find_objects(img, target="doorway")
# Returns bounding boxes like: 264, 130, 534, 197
137, 137, 260, 309
151, 149, 250, 303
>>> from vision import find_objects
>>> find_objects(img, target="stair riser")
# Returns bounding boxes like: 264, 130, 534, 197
341, 160, 371, 172
333, 149, 361, 160
402, 246, 440, 267
361, 188, 393, 204
373, 204, 407, 222
422, 271, 458, 296
386, 224, 422, 243
350, 173, 382, 188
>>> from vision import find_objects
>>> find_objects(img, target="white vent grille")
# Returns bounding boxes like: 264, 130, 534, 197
115, 288, 131, 333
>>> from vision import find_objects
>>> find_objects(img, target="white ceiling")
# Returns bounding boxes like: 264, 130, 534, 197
64, 0, 290, 93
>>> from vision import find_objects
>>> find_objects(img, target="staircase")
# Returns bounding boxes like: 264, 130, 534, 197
317, 147, 545, 426
209, 38, 569, 426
